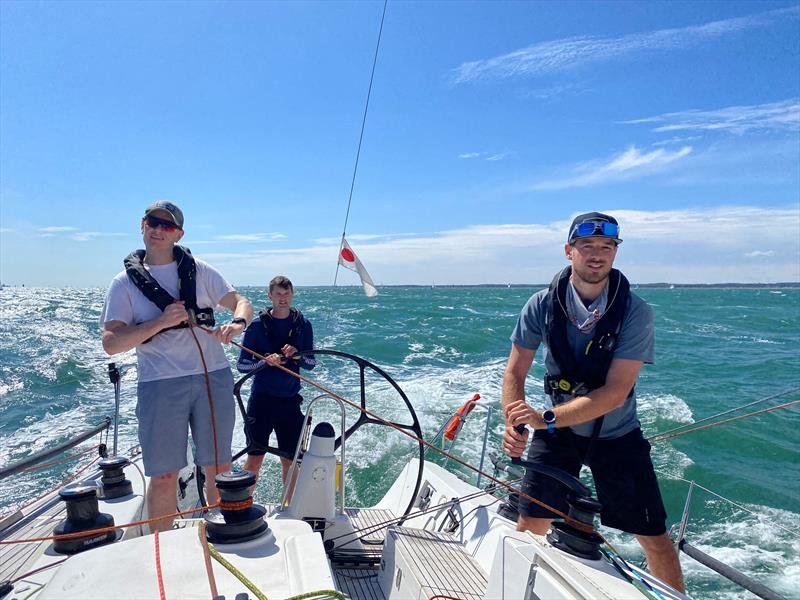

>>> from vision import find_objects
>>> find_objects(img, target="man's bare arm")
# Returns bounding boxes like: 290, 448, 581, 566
217, 291, 253, 322
501, 343, 537, 458
212, 291, 254, 344
102, 301, 189, 355
550, 358, 642, 427
502, 343, 535, 414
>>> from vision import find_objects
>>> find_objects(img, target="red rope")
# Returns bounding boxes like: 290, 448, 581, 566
8, 456, 102, 517
0, 503, 220, 546
219, 498, 253, 511
154, 530, 166, 600
211, 332, 591, 533
650, 399, 800, 442
198, 522, 219, 599
20, 444, 102, 473
11, 558, 68, 584
188, 325, 220, 473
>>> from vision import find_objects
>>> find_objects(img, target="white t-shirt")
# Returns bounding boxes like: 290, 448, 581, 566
100, 258, 235, 382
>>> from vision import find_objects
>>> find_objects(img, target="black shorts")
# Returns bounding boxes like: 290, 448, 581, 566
519, 427, 667, 536
245, 392, 305, 457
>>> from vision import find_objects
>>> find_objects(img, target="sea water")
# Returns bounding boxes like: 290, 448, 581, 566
1, 285, 798, 599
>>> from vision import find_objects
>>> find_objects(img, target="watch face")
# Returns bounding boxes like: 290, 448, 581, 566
543, 410, 556, 424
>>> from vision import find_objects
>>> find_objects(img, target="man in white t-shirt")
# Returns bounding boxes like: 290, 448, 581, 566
100, 200, 253, 532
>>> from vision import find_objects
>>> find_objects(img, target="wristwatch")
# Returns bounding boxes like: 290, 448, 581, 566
231, 317, 248, 328
542, 409, 557, 433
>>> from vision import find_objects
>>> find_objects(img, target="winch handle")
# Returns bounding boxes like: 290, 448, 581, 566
510, 457, 592, 498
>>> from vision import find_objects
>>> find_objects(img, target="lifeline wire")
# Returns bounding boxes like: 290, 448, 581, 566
333, 0, 388, 287
647, 386, 800, 441
659, 471, 800, 537
222, 332, 800, 595
211, 331, 593, 533
649, 399, 799, 442
0, 503, 221, 546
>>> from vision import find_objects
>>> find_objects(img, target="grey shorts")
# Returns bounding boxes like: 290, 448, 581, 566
136, 368, 235, 476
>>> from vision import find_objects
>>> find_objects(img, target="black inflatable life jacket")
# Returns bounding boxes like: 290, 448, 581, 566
259, 307, 305, 353
543, 266, 630, 398
124, 245, 215, 337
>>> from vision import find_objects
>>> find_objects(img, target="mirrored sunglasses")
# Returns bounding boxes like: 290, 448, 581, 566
572, 220, 619, 240
144, 215, 180, 232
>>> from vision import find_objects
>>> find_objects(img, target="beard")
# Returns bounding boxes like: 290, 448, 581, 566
573, 263, 612, 285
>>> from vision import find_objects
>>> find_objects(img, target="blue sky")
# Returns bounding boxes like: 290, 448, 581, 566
1, 0, 798, 287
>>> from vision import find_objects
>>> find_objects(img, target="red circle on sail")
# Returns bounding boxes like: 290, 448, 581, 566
340, 248, 355, 262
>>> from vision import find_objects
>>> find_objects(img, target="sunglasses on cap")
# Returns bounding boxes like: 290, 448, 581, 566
570, 220, 619, 240
144, 215, 180, 232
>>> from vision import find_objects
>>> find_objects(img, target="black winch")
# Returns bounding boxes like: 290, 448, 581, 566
546, 494, 604, 560
510, 458, 604, 560
53, 482, 118, 554
204, 470, 270, 544
99, 456, 133, 499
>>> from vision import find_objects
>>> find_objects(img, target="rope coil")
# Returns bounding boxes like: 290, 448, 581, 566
219, 498, 253, 511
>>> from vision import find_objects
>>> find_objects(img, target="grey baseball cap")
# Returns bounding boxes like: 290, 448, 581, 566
144, 201, 184, 229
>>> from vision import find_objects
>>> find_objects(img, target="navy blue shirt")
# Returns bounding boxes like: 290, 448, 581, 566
237, 312, 315, 397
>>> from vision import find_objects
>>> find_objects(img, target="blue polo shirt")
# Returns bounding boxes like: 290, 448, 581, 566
510, 287, 654, 439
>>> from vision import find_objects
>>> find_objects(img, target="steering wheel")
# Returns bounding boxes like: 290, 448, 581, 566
232, 348, 425, 524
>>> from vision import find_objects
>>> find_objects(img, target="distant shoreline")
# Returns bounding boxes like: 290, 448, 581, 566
274, 282, 800, 289
2, 282, 799, 290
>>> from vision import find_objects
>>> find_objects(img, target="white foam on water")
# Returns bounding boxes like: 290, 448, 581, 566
0, 377, 23, 396
601, 499, 800, 599
684, 503, 800, 598
637, 393, 695, 477
638, 393, 694, 428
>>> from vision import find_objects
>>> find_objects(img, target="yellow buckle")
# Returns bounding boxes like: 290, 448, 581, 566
558, 379, 571, 392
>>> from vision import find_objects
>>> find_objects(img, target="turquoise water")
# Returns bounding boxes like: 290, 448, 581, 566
1, 286, 798, 598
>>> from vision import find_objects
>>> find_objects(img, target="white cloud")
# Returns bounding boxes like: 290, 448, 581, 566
745, 250, 775, 257
201, 206, 799, 286
624, 99, 800, 135
0, 228, 15, 234
652, 136, 702, 147
214, 233, 287, 242
519, 82, 588, 100
70, 232, 128, 242
38, 226, 77, 234
312, 233, 420, 245
458, 151, 510, 161
532, 145, 692, 190
450, 6, 798, 84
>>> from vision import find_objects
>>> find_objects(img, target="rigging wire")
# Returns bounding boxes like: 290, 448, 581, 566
656, 471, 800, 538
648, 399, 799, 443
210, 331, 592, 532
647, 386, 799, 441
326, 482, 514, 546
1, 362, 137, 395
333, 0, 388, 287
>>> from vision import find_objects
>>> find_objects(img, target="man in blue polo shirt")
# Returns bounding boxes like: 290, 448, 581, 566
502, 212, 684, 593
237, 276, 315, 483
